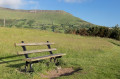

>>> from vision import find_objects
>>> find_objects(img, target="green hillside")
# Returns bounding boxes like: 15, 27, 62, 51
0, 7, 96, 32
0, 27, 120, 79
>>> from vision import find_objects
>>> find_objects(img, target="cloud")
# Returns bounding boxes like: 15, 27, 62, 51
0, 0, 39, 9
59, 0, 91, 3
0, 0, 24, 9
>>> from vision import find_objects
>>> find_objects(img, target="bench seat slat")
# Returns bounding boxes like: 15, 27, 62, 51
24, 53, 66, 62
15, 43, 55, 46
18, 48, 57, 55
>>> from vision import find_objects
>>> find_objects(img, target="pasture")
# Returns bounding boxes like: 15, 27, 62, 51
0, 27, 120, 79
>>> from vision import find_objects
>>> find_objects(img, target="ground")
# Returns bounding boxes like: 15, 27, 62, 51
0, 27, 120, 79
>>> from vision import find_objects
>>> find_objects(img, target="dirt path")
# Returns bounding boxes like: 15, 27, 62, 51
41, 67, 82, 79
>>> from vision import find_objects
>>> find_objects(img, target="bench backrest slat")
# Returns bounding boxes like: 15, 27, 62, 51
16, 41, 56, 59
17, 48, 57, 55
15, 43, 55, 46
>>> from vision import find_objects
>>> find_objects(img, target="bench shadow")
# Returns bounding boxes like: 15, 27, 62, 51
0, 55, 19, 60
0, 55, 26, 72
60, 67, 82, 76
0, 55, 22, 64
6, 63, 28, 73
50, 67, 83, 79
6, 63, 25, 68
7, 60, 45, 73
0, 59, 22, 64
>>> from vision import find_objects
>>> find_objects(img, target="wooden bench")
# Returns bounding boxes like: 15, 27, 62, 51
15, 41, 66, 72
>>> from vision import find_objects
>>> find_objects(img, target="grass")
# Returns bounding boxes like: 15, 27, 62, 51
0, 7, 88, 25
0, 27, 120, 79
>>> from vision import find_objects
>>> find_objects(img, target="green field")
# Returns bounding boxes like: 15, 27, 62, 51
0, 27, 120, 79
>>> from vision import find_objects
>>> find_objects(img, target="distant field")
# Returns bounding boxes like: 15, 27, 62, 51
0, 27, 120, 79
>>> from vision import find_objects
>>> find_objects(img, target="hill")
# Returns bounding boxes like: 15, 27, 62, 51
0, 27, 120, 79
0, 7, 97, 32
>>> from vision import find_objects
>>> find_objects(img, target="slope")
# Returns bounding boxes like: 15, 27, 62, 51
0, 7, 96, 31
0, 27, 120, 79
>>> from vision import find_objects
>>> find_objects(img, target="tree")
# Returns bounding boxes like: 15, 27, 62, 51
110, 25, 120, 40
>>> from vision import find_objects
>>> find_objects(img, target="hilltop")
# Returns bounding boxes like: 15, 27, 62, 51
0, 7, 97, 32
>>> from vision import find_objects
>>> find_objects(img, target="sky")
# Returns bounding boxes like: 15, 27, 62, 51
0, 0, 120, 27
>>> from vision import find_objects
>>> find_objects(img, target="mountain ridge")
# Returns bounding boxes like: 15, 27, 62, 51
0, 7, 71, 14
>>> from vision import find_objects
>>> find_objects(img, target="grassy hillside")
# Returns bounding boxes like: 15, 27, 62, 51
0, 7, 96, 32
0, 27, 120, 79
0, 7, 89, 24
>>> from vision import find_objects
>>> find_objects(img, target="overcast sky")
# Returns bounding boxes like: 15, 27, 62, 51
0, 0, 120, 27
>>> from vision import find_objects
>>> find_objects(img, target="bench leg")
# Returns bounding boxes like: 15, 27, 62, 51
54, 58, 57, 63
25, 62, 34, 72
54, 56, 62, 66
25, 61, 29, 72
29, 63, 34, 72
50, 58, 53, 62
54, 58, 59, 66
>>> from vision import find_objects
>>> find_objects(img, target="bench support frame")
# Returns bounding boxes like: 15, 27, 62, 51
21, 41, 61, 72
21, 41, 34, 72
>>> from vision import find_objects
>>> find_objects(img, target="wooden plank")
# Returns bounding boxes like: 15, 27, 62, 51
24, 53, 66, 62
17, 48, 57, 55
15, 42, 55, 46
